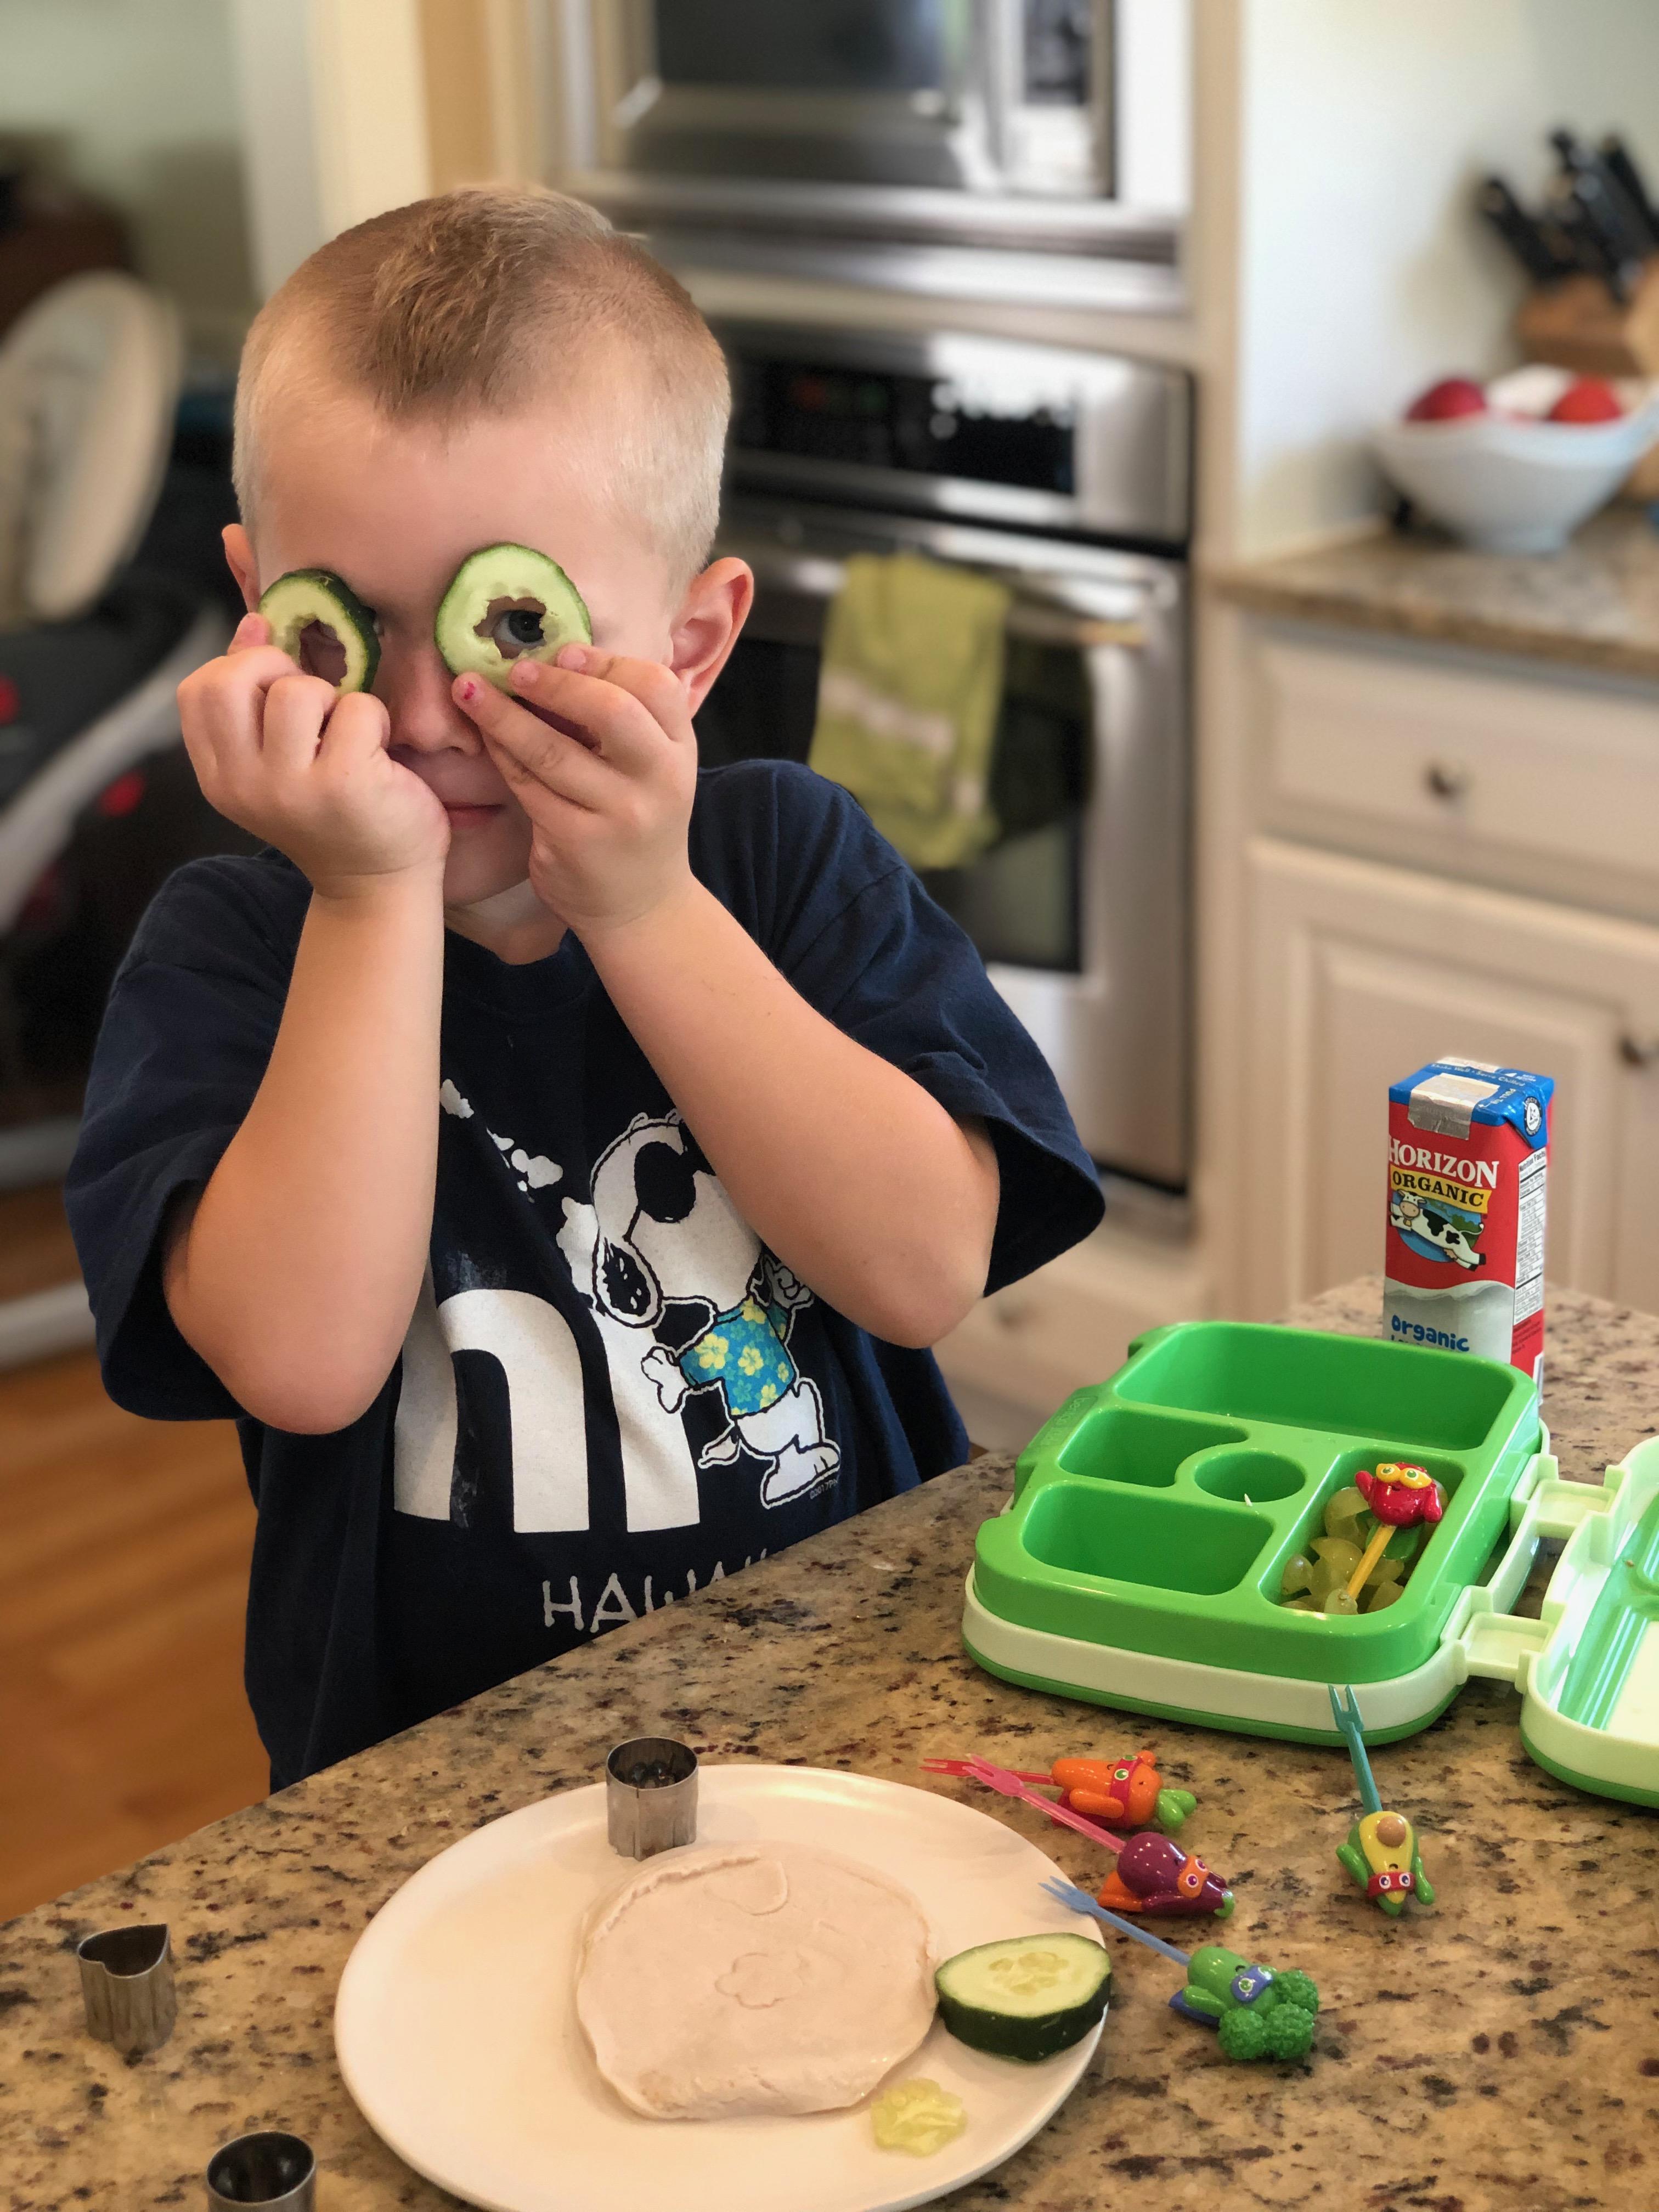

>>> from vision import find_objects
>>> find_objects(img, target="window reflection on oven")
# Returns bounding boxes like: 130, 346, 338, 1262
695, 627, 1089, 974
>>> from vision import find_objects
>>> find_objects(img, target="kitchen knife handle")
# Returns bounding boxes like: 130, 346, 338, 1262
1601, 134, 1659, 249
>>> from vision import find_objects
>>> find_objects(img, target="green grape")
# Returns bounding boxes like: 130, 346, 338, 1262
1311, 1536, 1364, 1579
1366, 1579, 1403, 1611
1322, 1486, 1367, 1537
1280, 1551, 1313, 1598
1321, 1588, 1359, 1616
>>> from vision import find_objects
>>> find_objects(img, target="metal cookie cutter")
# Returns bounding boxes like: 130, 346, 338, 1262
205, 2130, 316, 2210
606, 1736, 698, 1859
76, 1923, 176, 2056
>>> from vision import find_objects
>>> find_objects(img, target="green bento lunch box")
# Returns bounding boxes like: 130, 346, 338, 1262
963, 1321, 1545, 1746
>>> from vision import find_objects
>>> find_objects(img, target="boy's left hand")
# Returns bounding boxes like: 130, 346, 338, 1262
454, 647, 697, 935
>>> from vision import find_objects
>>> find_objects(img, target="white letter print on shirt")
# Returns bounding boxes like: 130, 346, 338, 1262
394, 1272, 590, 1530
557, 1114, 840, 1511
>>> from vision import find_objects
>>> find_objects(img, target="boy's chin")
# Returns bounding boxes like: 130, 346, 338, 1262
441, 834, 533, 910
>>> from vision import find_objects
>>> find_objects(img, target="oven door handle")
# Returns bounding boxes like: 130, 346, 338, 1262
737, 547, 1148, 652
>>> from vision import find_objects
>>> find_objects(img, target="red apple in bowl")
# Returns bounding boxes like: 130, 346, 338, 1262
1547, 377, 1624, 423
1405, 377, 1488, 422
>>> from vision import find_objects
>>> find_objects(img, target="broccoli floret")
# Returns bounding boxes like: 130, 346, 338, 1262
1263, 2005, 1316, 2062
1271, 1969, 1320, 2017
1217, 2007, 1269, 2063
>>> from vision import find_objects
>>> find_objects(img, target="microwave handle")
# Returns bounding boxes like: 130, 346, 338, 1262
741, 545, 1146, 652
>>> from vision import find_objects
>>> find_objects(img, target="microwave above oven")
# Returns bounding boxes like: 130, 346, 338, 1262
552, 1, 1188, 273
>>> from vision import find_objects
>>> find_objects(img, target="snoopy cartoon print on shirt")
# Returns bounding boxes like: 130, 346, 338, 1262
557, 1113, 842, 1509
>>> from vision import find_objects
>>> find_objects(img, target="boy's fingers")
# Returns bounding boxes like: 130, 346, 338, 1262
453, 676, 611, 811
259, 672, 337, 773
551, 646, 692, 741
503, 652, 687, 771
178, 645, 300, 775
228, 612, 274, 655
314, 686, 391, 768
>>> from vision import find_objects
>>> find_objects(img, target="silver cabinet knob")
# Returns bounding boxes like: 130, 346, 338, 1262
1424, 761, 1469, 800
1619, 1034, 1659, 1068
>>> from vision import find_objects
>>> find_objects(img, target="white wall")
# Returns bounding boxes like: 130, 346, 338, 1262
1232, 0, 1659, 555
0, 0, 255, 364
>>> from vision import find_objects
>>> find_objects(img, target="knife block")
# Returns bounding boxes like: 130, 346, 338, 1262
1516, 258, 1659, 378
1517, 260, 1659, 499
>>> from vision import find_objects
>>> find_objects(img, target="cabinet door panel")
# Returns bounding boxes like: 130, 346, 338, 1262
1244, 839, 1659, 1320
1251, 628, 1659, 922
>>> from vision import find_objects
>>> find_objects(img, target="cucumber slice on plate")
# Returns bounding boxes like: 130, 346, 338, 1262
259, 569, 379, 693
435, 543, 591, 691
935, 1933, 1110, 2063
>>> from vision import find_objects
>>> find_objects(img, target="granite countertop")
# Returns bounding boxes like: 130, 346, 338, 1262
1214, 505, 1659, 685
6, 1280, 1659, 2212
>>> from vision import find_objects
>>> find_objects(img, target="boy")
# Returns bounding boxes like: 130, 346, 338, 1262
66, 187, 1104, 1790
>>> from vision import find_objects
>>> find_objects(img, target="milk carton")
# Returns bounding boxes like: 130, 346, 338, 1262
1384, 1059, 1553, 1380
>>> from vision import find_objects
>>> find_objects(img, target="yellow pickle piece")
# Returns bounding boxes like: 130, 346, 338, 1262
871, 2077, 968, 2156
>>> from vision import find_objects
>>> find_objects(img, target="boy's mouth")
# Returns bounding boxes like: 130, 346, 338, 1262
441, 800, 505, 831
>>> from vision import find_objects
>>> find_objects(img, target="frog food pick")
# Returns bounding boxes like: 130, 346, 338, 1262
1280, 1466, 1442, 1616
1346, 1463, 1445, 1599
434, 543, 591, 691
258, 569, 380, 694
1329, 1684, 1435, 1917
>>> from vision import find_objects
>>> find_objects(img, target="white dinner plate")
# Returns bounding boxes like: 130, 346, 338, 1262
335, 1764, 1107, 2212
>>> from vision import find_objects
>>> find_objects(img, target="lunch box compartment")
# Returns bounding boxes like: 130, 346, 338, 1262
1057, 1404, 1248, 1489
1120, 1321, 1517, 1451
1022, 1481, 1271, 1596
1192, 1448, 1307, 1505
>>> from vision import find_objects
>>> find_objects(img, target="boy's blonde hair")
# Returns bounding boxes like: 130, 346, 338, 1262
233, 185, 731, 588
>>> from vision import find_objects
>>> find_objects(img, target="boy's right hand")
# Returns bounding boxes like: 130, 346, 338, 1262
178, 613, 450, 901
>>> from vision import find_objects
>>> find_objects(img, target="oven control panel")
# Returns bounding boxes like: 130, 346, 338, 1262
720, 324, 1190, 548
733, 356, 1075, 496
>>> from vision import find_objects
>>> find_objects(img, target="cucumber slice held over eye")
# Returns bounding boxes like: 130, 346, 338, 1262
935, 1933, 1110, 2063
259, 569, 380, 693
435, 542, 592, 691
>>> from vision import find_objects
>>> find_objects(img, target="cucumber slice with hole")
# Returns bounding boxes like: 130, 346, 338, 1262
435, 543, 591, 691
259, 569, 379, 693
935, 1933, 1110, 2063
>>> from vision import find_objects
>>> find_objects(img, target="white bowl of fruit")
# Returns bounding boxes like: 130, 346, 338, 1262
1373, 366, 1659, 554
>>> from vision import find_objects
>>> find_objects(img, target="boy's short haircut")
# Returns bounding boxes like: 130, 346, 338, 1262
233, 185, 731, 588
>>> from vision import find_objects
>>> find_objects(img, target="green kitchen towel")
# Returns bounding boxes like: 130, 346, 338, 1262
808, 551, 1010, 870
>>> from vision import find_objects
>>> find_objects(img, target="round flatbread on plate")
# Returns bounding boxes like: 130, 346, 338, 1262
335, 1764, 1107, 2212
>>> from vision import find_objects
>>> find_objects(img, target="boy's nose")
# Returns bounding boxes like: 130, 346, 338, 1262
376, 640, 479, 754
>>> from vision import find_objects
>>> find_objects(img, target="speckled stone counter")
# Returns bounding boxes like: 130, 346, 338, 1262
1215, 505, 1659, 685
6, 1283, 1659, 2212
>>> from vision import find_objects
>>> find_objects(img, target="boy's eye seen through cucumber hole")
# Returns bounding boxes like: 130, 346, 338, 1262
479, 599, 548, 657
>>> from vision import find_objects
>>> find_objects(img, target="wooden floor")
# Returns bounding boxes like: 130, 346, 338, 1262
0, 1187, 266, 1922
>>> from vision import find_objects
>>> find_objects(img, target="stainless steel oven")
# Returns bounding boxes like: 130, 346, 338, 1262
551, 1, 1188, 299
701, 323, 1192, 1190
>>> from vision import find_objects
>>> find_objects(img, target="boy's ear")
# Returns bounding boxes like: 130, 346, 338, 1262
223, 524, 261, 613
668, 557, 753, 714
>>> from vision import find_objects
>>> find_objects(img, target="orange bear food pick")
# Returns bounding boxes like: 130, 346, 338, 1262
1052, 1751, 1197, 1836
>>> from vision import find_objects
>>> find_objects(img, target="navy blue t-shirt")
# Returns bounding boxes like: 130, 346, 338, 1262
66, 761, 1103, 1787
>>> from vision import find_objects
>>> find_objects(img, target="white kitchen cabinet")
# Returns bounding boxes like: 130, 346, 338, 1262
1241, 836, 1659, 1322
1247, 625, 1659, 927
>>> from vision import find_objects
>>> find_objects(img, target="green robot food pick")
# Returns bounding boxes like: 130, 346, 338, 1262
1169, 1944, 1321, 2062
1329, 1684, 1435, 1917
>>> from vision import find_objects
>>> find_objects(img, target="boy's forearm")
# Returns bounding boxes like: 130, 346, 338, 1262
583, 881, 999, 1346
165, 877, 445, 1429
